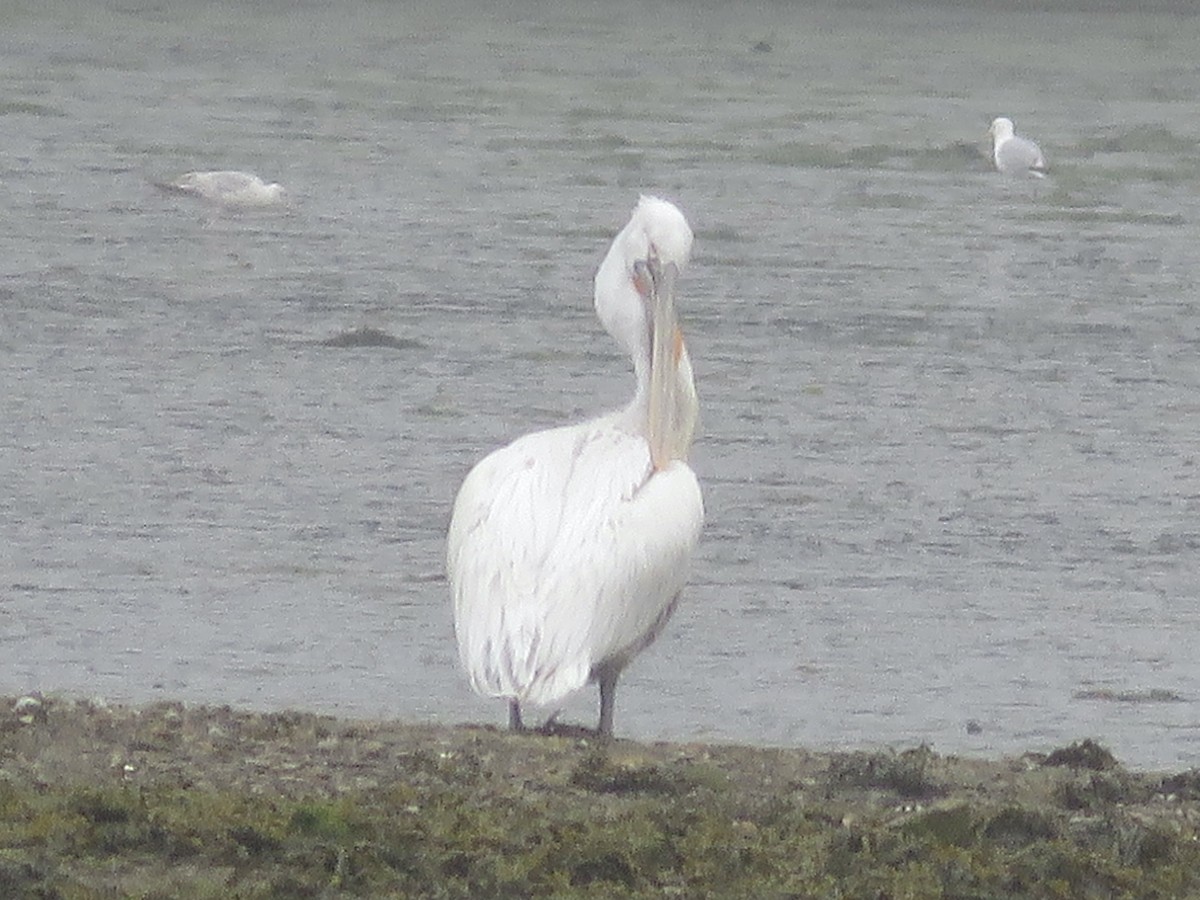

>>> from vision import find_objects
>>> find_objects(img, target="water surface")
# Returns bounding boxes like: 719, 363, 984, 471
3, 0, 1200, 769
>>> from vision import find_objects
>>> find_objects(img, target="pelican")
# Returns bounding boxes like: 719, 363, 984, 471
157, 170, 284, 206
987, 117, 1048, 177
447, 195, 704, 737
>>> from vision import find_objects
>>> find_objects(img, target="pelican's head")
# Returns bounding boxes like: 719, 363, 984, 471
594, 195, 697, 467
624, 194, 693, 274
988, 117, 1015, 143
594, 195, 693, 362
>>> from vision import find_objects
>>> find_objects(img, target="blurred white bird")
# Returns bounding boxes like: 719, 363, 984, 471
157, 170, 284, 206
447, 195, 704, 737
988, 117, 1048, 177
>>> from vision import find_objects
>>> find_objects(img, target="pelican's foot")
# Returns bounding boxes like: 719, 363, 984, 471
535, 714, 613, 741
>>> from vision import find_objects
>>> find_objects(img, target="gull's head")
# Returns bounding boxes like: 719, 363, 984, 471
988, 117, 1015, 143
245, 176, 285, 202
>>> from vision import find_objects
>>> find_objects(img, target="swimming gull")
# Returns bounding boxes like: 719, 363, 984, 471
987, 118, 1048, 177
158, 170, 285, 206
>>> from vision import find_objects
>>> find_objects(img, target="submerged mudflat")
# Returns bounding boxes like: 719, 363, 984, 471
2, 695, 1199, 898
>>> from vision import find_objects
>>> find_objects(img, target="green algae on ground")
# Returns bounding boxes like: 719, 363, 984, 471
2, 696, 1200, 898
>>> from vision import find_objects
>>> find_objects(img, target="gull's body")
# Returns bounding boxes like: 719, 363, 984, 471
988, 117, 1048, 177
447, 196, 703, 737
159, 170, 284, 206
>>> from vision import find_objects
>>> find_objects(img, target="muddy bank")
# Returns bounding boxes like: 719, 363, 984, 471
2, 695, 1199, 898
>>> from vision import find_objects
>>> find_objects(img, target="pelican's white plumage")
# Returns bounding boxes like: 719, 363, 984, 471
447, 195, 703, 736
988, 117, 1048, 177
159, 170, 284, 206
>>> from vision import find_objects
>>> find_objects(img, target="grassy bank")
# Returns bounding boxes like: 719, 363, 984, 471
2, 695, 1199, 898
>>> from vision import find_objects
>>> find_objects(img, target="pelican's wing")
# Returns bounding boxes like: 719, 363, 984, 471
448, 419, 703, 707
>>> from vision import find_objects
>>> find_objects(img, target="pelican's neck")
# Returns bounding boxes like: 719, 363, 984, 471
606, 299, 698, 467
614, 348, 652, 435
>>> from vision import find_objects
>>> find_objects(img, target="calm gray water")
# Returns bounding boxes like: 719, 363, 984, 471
3, 0, 1200, 770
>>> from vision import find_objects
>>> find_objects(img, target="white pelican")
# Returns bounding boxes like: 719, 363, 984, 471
157, 170, 284, 206
987, 117, 1048, 177
447, 195, 704, 737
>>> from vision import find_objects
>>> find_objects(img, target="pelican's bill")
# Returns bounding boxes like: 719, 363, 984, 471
644, 258, 696, 469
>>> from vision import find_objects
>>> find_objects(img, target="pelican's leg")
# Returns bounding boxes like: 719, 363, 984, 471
508, 699, 524, 731
597, 670, 618, 738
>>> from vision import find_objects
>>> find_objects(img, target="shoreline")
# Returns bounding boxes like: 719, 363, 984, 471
3, 694, 1200, 896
